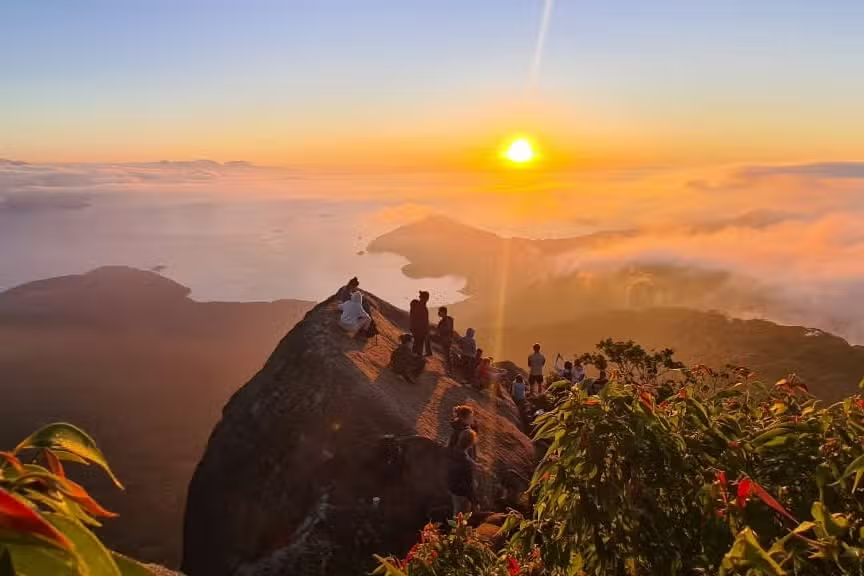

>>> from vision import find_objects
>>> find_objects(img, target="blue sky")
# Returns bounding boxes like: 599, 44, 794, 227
2, 0, 863, 164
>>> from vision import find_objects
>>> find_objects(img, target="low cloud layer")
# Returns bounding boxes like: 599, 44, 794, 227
2, 158, 864, 342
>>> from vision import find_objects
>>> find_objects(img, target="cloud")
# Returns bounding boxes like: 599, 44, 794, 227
739, 162, 864, 180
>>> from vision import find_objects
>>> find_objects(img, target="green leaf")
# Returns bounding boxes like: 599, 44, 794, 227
112, 553, 155, 576
859, 377, 864, 391
2, 542, 78, 576
42, 513, 121, 576
840, 453, 864, 491
14, 424, 122, 490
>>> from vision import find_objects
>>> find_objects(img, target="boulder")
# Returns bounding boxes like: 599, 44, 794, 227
182, 292, 535, 576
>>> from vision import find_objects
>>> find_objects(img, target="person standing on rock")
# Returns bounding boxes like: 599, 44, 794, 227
528, 343, 546, 395
447, 428, 478, 517
448, 405, 478, 461
409, 290, 432, 356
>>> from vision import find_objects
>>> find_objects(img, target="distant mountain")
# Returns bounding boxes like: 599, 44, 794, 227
0, 267, 313, 567
370, 217, 864, 400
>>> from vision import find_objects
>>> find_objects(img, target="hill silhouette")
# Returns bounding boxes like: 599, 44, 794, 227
370, 217, 864, 400
0, 267, 312, 567
183, 290, 534, 576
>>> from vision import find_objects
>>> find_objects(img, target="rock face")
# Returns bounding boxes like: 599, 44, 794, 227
182, 292, 535, 576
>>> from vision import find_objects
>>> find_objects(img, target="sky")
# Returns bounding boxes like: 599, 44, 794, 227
2, 0, 863, 167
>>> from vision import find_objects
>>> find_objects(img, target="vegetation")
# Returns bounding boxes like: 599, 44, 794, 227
377, 340, 864, 575
0, 422, 153, 575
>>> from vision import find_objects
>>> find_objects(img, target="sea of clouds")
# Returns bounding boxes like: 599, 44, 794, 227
2, 158, 863, 341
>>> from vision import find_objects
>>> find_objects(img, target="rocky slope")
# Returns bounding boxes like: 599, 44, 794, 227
182, 292, 535, 576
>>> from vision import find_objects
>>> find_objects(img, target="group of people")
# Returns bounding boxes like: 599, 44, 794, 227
335, 279, 614, 517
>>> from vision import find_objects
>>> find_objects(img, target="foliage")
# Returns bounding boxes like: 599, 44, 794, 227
514, 340, 864, 575
379, 340, 864, 575
0, 422, 153, 575
372, 514, 535, 576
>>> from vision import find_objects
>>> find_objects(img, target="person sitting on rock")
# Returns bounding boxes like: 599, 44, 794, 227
573, 360, 586, 383
447, 428, 478, 517
338, 291, 372, 337
585, 369, 608, 396
336, 276, 360, 302
474, 357, 494, 390
390, 333, 426, 382
448, 405, 478, 460
460, 327, 477, 357
511, 374, 527, 404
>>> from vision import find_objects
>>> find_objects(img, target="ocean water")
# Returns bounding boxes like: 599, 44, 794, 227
0, 192, 466, 308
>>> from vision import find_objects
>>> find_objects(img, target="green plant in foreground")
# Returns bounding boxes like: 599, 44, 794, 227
378, 340, 864, 575
0, 422, 152, 575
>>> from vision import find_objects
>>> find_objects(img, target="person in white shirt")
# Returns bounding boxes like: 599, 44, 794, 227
338, 291, 371, 336
527, 343, 546, 394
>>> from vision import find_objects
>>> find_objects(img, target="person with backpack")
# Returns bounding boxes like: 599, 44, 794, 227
409, 290, 432, 356
528, 343, 546, 395
448, 405, 478, 460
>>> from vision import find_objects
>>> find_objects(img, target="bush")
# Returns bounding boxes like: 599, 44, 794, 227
380, 340, 864, 575
0, 422, 153, 575
372, 514, 535, 576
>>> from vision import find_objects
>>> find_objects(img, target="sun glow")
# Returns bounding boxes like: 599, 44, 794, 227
504, 138, 536, 164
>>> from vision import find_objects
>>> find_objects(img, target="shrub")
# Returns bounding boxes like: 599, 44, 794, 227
0, 422, 153, 575
372, 514, 534, 576
379, 340, 864, 575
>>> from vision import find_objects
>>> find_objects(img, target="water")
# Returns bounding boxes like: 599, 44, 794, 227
0, 189, 466, 308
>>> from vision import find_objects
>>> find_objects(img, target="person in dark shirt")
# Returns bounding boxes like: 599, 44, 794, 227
390, 333, 426, 382
409, 290, 432, 356
447, 428, 478, 517
434, 306, 454, 349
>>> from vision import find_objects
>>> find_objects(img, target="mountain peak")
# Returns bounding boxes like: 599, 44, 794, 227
183, 289, 533, 575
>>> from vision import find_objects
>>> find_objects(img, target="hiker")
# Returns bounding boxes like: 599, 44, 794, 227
447, 428, 477, 517
338, 291, 372, 337
558, 359, 575, 383
462, 327, 477, 355
336, 276, 360, 302
409, 290, 432, 356
433, 306, 455, 350
528, 343, 546, 395
586, 369, 608, 396
474, 357, 494, 390
573, 360, 586, 383
390, 333, 426, 382
511, 374, 527, 404
448, 405, 478, 460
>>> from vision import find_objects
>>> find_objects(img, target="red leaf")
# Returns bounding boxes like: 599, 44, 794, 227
716, 471, 728, 506
56, 476, 118, 519
736, 477, 753, 509
43, 449, 65, 478
0, 487, 72, 549
751, 481, 798, 524
678, 388, 688, 399
0, 452, 23, 474
507, 556, 520, 576
583, 398, 600, 406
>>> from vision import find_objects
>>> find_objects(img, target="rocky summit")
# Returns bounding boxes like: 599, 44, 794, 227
182, 291, 535, 576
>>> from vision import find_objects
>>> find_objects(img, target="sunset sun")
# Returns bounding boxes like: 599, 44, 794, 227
504, 137, 536, 164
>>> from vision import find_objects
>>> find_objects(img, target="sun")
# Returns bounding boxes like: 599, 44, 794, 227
504, 137, 536, 164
